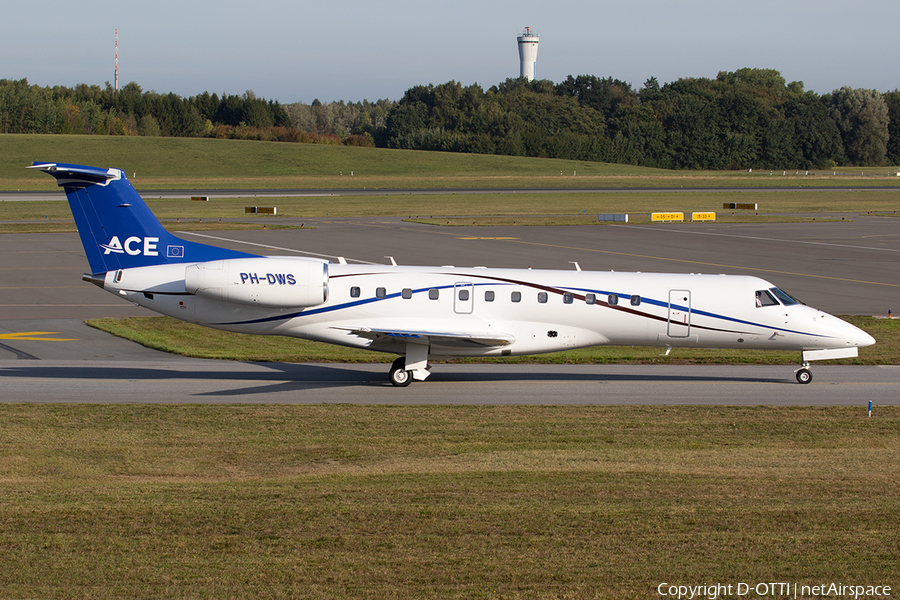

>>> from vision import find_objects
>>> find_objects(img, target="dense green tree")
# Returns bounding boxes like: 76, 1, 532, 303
882, 90, 900, 165
114, 82, 145, 117
829, 87, 889, 165
138, 114, 161, 137
782, 94, 844, 168
716, 68, 787, 93
190, 91, 219, 121
555, 74, 637, 131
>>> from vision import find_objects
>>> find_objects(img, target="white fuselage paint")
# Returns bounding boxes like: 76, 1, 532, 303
103, 261, 874, 360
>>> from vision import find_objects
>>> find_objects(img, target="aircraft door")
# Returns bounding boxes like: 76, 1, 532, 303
454, 282, 474, 314
667, 289, 691, 337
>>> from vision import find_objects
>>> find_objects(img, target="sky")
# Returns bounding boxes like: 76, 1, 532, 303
3, 0, 897, 104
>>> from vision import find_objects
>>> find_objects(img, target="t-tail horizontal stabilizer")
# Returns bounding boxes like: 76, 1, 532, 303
29, 162, 257, 274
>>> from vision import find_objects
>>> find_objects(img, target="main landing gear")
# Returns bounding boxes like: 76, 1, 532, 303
389, 357, 413, 387
388, 343, 432, 387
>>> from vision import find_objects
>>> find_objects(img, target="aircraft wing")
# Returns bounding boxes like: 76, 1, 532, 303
337, 327, 515, 349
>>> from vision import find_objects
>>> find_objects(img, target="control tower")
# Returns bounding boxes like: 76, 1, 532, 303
517, 27, 539, 81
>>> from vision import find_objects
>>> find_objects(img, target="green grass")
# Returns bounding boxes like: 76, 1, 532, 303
3, 134, 900, 191
0, 404, 897, 599
86, 315, 898, 365
0, 134, 678, 190
2, 190, 899, 229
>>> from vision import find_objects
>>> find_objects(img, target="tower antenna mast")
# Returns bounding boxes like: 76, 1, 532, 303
115, 29, 118, 93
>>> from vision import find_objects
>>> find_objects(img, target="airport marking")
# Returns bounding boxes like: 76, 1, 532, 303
0, 332, 79, 341
0, 303, 125, 307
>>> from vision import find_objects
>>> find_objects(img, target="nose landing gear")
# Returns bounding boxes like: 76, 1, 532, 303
795, 362, 812, 384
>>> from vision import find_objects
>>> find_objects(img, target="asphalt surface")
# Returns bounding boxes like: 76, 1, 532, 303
1, 361, 897, 404
1, 213, 898, 403
4, 185, 900, 202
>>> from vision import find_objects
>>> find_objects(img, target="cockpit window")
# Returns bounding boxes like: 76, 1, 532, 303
755, 290, 779, 307
769, 287, 802, 306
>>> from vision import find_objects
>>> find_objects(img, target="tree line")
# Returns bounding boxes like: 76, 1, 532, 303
2, 69, 899, 168
384, 71, 900, 169
0, 78, 380, 146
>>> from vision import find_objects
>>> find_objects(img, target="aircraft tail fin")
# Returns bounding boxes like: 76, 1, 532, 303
30, 162, 257, 274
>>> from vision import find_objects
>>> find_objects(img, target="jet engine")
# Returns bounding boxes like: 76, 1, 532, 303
184, 257, 328, 308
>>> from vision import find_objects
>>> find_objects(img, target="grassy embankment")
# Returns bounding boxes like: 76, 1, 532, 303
1, 403, 897, 599
3, 133, 900, 191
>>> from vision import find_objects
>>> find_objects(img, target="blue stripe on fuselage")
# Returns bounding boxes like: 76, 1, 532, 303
211, 274, 832, 339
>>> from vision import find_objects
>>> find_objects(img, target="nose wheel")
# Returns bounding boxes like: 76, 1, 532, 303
795, 363, 812, 384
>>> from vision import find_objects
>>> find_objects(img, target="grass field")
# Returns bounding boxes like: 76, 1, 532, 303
0, 404, 897, 599
3, 134, 900, 191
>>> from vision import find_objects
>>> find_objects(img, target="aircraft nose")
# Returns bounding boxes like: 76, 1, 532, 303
854, 328, 877, 348
838, 318, 876, 348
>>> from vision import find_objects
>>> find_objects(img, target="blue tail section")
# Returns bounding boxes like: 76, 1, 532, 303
31, 162, 259, 274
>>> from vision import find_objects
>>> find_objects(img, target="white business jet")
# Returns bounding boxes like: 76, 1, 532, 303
31, 162, 875, 386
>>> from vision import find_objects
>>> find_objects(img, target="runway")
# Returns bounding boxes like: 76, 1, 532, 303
1, 213, 898, 403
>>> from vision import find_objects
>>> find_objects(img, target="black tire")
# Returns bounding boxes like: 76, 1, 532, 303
389, 357, 413, 387
796, 368, 812, 384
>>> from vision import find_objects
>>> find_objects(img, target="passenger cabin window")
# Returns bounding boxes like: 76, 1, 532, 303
538, 292, 548, 303
755, 289, 778, 307
402, 288, 413, 299
563, 293, 574, 304
585, 293, 596, 305
429, 289, 439, 300
350, 286, 361, 298
484, 290, 495, 302
511, 291, 521, 303
458, 289, 469, 301
376, 287, 386, 299
608, 293, 618, 306
630, 295, 641, 306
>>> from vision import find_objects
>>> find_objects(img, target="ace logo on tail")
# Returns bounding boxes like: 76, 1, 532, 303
100, 236, 159, 256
